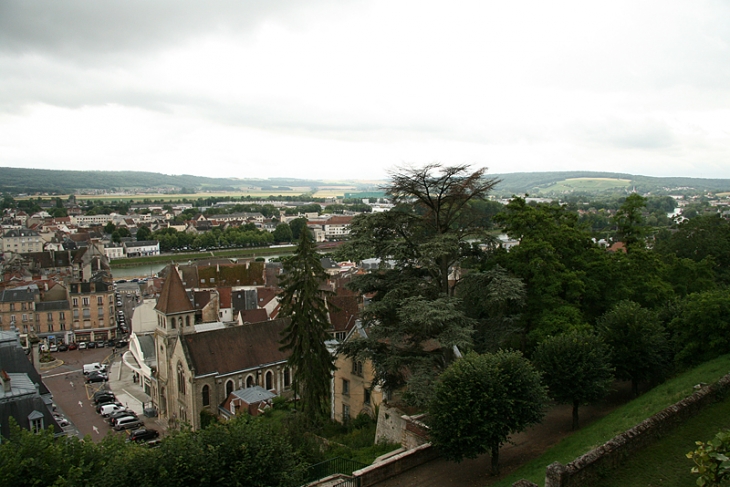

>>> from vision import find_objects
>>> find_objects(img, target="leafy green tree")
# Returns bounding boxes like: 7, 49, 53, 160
273, 222, 293, 243
279, 232, 336, 424
687, 430, 730, 487
668, 290, 730, 367
598, 300, 670, 396
104, 221, 116, 234
136, 225, 152, 241
532, 331, 614, 430
613, 193, 647, 251
428, 350, 548, 474
289, 217, 309, 240
455, 265, 526, 353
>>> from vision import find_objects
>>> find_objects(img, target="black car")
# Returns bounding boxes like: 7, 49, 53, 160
106, 340, 116, 347
93, 394, 116, 406
127, 428, 160, 442
87, 341, 97, 349
86, 372, 108, 383
57, 344, 69, 352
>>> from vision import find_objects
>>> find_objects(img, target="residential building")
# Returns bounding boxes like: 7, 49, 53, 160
1, 228, 44, 254
68, 281, 115, 343
123, 240, 160, 258
331, 322, 384, 424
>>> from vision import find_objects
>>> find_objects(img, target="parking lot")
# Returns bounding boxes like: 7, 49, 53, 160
41, 345, 159, 441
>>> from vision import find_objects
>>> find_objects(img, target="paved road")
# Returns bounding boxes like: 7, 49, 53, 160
41, 345, 157, 440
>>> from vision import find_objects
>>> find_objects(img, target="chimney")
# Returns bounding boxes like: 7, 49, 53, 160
1, 370, 11, 393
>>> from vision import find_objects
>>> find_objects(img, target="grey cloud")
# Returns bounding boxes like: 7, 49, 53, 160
0, 1, 348, 62
574, 118, 677, 150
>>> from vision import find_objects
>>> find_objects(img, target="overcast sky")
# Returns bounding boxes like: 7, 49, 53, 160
1, 1, 730, 181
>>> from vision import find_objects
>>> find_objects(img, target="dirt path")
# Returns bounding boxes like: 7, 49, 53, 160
373, 383, 634, 487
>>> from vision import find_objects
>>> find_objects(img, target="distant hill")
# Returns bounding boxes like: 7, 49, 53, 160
1, 167, 729, 198
491, 171, 730, 197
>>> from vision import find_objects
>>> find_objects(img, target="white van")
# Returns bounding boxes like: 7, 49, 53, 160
100, 404, 126, 417
83, 363, 106, 375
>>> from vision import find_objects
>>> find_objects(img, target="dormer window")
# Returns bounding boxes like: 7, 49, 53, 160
28, 410, 44, 433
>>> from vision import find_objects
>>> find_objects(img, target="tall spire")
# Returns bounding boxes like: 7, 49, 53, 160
155, 265, 194, 314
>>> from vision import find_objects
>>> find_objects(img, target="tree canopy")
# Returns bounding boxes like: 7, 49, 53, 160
278, 231, 336, 424
428, 350, 547, 474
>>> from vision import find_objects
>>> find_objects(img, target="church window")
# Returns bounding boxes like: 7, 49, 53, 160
246, 375, 254, 388
171, 317, 176, 329
177, 362, 186, 395
186, 316, 191, 327
265, 371, 273, 390
284, 368, 291, 388
202, 385, 210, 406
226, 380, 234, 397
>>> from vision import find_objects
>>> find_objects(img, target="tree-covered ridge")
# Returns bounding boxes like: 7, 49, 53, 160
3, 166, 730, 197
0, 167, 375, 194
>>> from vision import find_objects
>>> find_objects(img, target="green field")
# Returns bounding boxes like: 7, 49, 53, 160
494, 354, 730, 487
539, 178, 633, 194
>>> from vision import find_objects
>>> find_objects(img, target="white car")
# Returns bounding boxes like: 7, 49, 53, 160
100, 404, 127, 417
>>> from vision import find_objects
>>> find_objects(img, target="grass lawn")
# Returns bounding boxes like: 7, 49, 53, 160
493, 355, 730, 487
593, 395, 730, 487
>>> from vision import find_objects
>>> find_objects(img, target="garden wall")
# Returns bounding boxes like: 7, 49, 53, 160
533, 373, 730, 487
352, 442, 440, 487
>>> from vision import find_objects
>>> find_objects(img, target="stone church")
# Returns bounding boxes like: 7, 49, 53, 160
153, 266, 292, 430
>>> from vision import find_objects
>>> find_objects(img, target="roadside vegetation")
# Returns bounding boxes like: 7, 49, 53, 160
493, 354, 730, 486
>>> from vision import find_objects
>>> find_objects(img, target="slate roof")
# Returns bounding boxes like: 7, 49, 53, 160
155, 266, 194, 315
0, 373, 62, 439
232, 385, 276, 404
183, 318, 289, 377
2, 228, 40, 238
0, 331, 51, 396
0, 285, 39, 303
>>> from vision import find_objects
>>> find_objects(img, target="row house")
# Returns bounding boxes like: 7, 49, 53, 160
68, 281, 116, 343
123, 240, 160, 258
1, 228, 44, 254
0, 284, 40, 336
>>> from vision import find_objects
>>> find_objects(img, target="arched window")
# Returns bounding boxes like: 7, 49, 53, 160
265, 371, 273, 390
284, 368, 291, 388
186, 316, 191, 327
226, 380, 234, 397
202, 385, 210, 406
246, 375, 254, 388
177, 362, 185, 395
171, 317, 176, 329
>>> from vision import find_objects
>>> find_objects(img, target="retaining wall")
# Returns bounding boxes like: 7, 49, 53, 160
536, 374, 730, 487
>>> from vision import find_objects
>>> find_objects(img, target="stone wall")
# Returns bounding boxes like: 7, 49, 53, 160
539, 374, 730, 487
353, 443, 440, 487
375, 403, 430, 449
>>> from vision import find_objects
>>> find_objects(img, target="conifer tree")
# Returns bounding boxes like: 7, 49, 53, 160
279, 231, 335, 423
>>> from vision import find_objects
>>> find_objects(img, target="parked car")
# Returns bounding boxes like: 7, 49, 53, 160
57, 343, 69, 352
93, 390, 114, 401
110, 414, 139, 427
96, 341, 105, 348
49, 344, 58, 352
94, 395, 117, 407
106, 340, 116, 348
127, 428, 159, 442
107, 411, 137, 425
85, 372, 108, 383
68, 343, 78, 350
99, 403, 126, 416
87, 342, 97, 349
78, 342, 87, 350
114, 419, 144, 431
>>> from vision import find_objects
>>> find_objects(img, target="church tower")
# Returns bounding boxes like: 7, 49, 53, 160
153, 265, 195, 419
